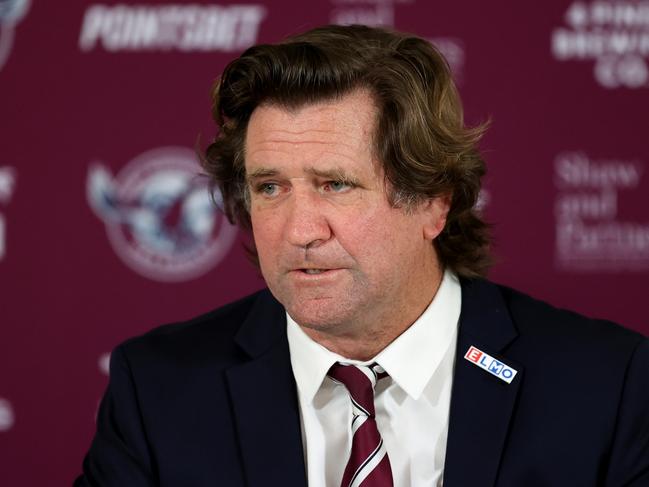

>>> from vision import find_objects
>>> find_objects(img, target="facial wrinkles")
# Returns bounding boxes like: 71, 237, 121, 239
249, 99, 372, 146
248, 177, 385, 280
248, 95, 388, 273
247, 132, 379, 197
248, 132, 364, 165
253, 174, 353, 273
280, 238, 356, 273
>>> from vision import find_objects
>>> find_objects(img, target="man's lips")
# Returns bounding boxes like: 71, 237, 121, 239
291, 267, 340, 273
288, 267, 345, 278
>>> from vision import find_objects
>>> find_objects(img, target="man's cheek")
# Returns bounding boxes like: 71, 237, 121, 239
252, 222, 279, 248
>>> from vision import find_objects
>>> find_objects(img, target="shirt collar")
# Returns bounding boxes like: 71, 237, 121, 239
374, 269, 461, 399
287, 269, 462, 403
287, 314, 346, 404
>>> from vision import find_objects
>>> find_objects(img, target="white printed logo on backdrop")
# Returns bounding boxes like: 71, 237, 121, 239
79, 3, 266, 52
552, 1, 649, 89
329, 0, 413, 27
476, 188, 490, 213
0, 166, 16, 262
328, 0, 466, 81
429, 37, 465, 84
554, 151, 649, 271
0, 397, 15, 432
87, 147, 238, 282
0, 0, 30, 72
98, 352, 110, 376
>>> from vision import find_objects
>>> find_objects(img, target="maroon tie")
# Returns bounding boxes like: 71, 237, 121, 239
328, 363, 394, 487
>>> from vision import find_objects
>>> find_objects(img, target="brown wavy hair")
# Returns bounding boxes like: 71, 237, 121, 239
203, 24, 491, 278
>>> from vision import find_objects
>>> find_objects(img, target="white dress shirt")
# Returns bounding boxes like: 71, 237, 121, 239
287, 270, 461, 487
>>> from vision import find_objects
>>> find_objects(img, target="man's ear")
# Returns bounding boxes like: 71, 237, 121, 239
422, 193, 451, 241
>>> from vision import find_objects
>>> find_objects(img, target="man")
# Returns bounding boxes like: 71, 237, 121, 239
75, 25, 649, 486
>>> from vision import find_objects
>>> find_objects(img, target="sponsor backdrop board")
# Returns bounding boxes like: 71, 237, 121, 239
1, 0, 647, 484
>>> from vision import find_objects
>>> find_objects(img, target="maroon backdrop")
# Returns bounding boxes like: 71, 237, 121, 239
1, 0, 648, 485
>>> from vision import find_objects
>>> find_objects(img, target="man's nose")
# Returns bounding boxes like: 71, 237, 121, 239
284, 190, 332, 249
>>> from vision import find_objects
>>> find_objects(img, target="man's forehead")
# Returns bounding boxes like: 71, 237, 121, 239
245, 92, 378, 173
247, 89, 378, 140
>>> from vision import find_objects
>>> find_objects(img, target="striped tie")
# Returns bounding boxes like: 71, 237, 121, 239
328, 363, 393, 487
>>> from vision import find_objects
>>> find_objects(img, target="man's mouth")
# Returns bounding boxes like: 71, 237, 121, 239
302, 269, 326, 274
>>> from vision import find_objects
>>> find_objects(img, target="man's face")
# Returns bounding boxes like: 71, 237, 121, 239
245, 90, 446, 346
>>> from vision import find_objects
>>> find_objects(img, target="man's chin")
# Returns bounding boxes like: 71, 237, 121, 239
285, 298, 350, 331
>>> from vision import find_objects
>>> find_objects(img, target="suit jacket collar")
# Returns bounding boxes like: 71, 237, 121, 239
456, 277, 518, 349
227, 290, 308, 487
233, 289, 287, 358
443, 278, 523, 487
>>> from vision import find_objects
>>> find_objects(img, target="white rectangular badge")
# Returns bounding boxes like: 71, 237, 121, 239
464, 346, 518, 384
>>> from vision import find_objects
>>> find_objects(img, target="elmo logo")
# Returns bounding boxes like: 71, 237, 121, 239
87, 147, 238, 282
464, 346, 518, 384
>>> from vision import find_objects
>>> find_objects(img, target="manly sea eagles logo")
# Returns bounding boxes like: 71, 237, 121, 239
87, 147, 238, 282
0, 0, 30, 72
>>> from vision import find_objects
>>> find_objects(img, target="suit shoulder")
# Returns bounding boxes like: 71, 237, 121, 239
116, 289, 274, 367
495, 282, 645, 353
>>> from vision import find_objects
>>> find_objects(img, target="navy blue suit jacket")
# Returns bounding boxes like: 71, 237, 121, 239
75, 279, 649, 486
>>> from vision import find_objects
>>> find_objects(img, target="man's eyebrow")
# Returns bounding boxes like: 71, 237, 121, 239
246, 166, 361, 184
304, 166, 360, 183
246, 168, 278, 182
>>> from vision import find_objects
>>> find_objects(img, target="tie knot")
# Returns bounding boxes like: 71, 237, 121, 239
328, 363, 387, 417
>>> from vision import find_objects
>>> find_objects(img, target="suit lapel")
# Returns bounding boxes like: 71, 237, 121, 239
225, 291, 307, 487
443, 279, 524, 487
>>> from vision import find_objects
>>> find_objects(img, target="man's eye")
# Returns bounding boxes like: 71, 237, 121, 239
324, 180, 352, 193
256, 183, 279, 197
